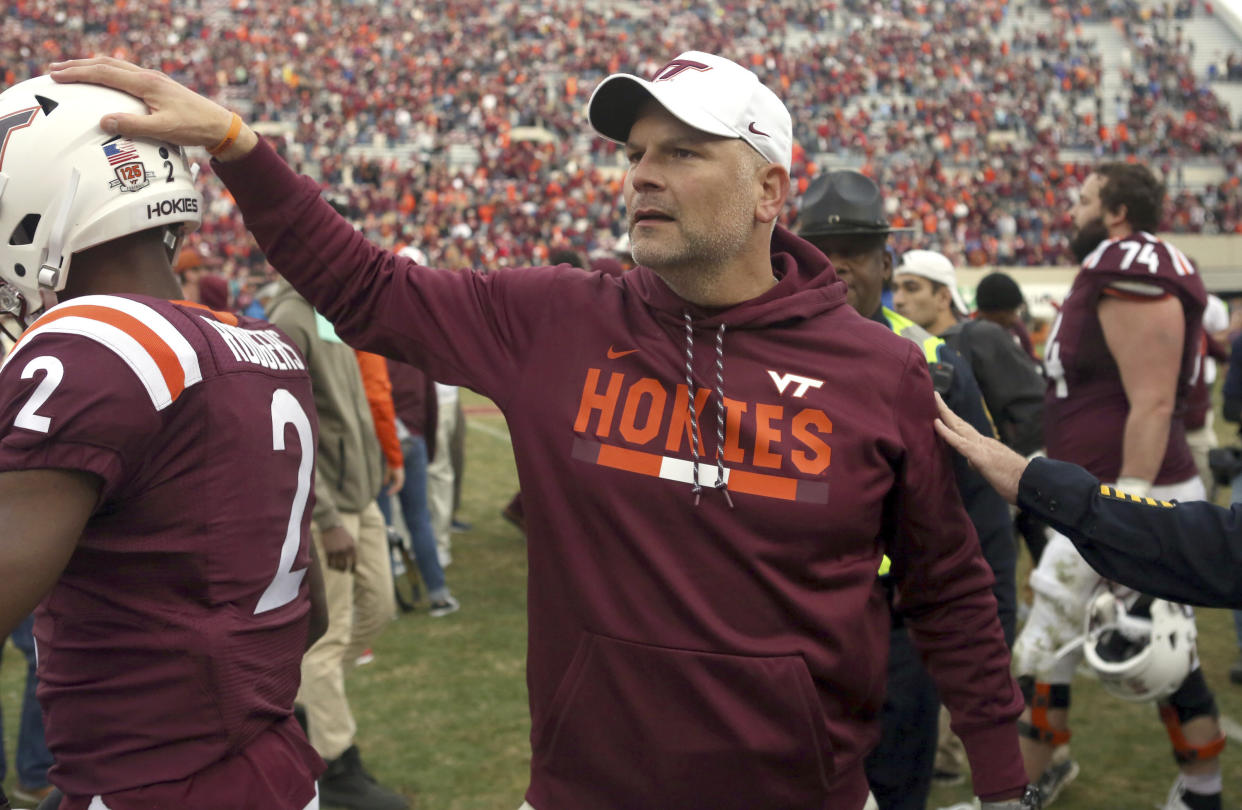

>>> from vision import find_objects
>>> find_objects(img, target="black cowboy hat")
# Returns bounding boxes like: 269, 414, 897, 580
795, 169, 913, 238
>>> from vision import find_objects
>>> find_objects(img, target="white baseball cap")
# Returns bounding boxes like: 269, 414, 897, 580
894, 250, 970, 316
587, 51, 793, 172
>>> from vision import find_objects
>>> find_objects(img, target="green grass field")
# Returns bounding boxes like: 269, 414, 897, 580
2, 388, 1240, 809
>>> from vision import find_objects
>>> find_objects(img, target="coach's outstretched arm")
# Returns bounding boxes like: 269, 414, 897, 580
49, 57, 535, 405
50, 57, 259, 161
935, 393, 1242, 609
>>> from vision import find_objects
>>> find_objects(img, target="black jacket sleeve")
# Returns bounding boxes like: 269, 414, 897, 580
1018, 457, 1242, 608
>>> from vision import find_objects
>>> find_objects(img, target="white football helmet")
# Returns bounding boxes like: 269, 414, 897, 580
1083, 584, 1197, 703
0, 75, 201, 324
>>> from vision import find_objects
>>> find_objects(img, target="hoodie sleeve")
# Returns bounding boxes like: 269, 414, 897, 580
213, 140, 560, 408
885, 345, 1027, 802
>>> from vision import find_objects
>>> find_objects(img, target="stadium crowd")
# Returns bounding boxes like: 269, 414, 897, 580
5, 4, 1242, 807
3, 0, 1241, 290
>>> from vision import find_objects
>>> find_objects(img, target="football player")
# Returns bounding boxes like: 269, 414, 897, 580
0, 76, 327, 809
1013, 163, 1225, 810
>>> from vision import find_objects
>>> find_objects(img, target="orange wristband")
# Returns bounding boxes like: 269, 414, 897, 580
208, 113, 243, 156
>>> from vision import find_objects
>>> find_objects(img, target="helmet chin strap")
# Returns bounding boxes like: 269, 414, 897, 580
39, 167, 80, 293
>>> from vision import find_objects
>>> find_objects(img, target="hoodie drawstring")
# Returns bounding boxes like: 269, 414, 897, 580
682, 312, 734, 508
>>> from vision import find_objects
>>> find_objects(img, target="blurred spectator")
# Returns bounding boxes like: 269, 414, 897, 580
893, 251, 1045, 456
1185, 293, 1230, 499
174, 246, 219, 305
974, 272, 1040, 361
382, 356, 460, 616
198, 272, 231, 311
0, 616, 53, 804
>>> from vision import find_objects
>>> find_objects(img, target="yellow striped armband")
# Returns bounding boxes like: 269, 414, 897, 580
1098, 484, 1173, 508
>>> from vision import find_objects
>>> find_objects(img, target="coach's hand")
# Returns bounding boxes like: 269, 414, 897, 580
48, 56, 258, 161
933, 391, 1027, 504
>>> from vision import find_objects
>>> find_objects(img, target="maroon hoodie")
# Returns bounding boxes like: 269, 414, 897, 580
217, 140, 1025, 809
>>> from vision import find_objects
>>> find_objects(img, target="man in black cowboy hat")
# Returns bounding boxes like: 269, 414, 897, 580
797, 170, 1020, 810
796, 169, 909, 318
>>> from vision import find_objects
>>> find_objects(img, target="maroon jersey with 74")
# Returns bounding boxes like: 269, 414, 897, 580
1043, 232, 1206, 484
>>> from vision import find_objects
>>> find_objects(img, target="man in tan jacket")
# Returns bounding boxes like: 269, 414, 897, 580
268, 281, 408, 810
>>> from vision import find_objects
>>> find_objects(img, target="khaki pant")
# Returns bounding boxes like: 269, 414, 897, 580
298, 502, 393, 760
427, 397, 459, 562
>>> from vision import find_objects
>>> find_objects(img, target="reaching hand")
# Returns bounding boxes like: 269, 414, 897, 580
47, 56, 258, 160
932, 392, 1027, 504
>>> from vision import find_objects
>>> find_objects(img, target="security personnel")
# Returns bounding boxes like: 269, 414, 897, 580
797, 171, 1018, 810
937, 394, 1242, 610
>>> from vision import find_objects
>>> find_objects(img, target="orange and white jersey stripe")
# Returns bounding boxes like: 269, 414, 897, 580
1, 295, 203, 411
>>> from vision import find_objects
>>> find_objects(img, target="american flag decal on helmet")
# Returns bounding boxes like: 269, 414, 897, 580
102, 135, 141, 166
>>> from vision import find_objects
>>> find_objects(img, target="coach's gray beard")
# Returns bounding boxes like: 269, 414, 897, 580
631, 205, 753, 298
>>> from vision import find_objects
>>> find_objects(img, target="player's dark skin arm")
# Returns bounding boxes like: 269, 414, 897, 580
305, 543, 328, 649
0, 468, 101, 638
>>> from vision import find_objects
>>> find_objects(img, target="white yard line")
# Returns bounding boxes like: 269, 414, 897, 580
467, 419, 511, 442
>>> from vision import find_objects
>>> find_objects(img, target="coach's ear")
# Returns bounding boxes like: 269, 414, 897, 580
756, 164, 790, 225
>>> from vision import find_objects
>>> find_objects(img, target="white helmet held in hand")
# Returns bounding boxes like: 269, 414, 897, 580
0, 75, 201, 324
1083, 584, 1196, 703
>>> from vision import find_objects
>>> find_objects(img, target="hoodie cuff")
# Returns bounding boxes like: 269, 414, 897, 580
960, 721, 1028, 800
212, 137, 298, 214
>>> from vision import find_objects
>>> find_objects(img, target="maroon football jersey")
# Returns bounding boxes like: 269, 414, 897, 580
0, 295, 323, 807
1183, 332, 1211, 431
1043, 232, 1206, 483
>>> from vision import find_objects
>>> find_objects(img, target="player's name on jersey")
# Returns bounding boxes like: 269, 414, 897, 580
201, 317, 305, 371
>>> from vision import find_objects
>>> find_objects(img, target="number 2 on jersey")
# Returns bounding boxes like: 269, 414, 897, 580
14, 356, 64, 433
256, 388, 314, 614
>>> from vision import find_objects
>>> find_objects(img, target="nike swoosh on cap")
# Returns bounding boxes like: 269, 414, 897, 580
606, 346, 639, 359
748, 122, 769, 137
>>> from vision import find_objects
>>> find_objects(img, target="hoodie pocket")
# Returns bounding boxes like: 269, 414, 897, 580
532, 632, 833, 810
